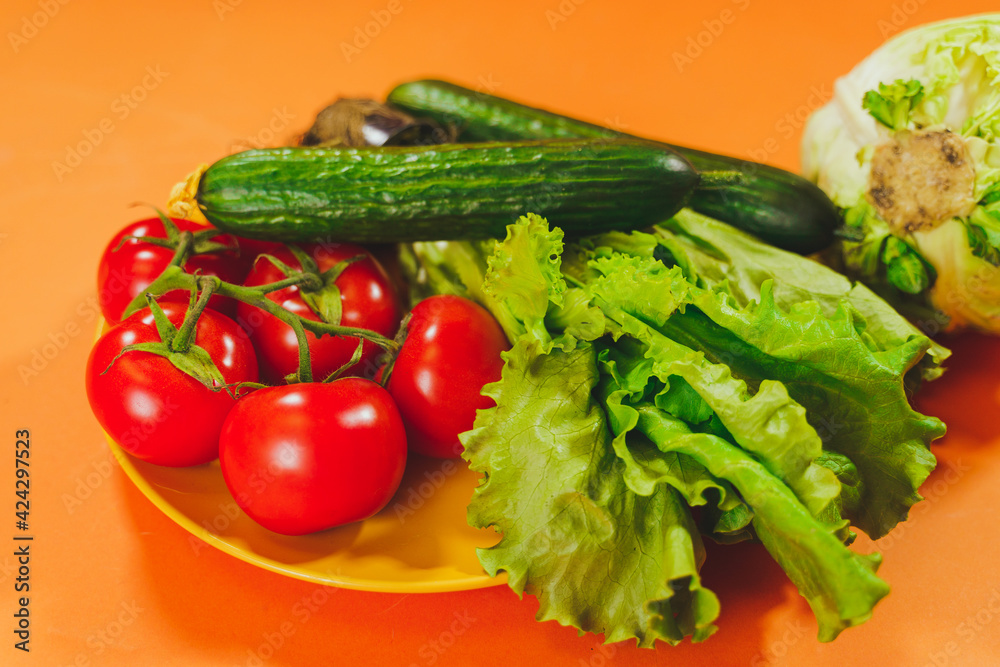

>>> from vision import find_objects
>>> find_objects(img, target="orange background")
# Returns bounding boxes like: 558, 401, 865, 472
3, 0, 1000, 665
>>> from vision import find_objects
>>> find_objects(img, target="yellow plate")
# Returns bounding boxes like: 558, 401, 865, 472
98, 321, 506, 593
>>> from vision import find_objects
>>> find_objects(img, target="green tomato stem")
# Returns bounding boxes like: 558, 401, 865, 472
171, 279, 216, 353
257, 273, 320, 295
122, 267, 400, 384
120, 232, 196, 320
118, 224, 400, 384
205, 276, 316, 381
113, 221, 397, 385
207, 277, 397, 352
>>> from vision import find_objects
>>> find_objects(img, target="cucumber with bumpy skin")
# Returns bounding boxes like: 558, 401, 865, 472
195, 138, 698, 243
387, 79, 840, 254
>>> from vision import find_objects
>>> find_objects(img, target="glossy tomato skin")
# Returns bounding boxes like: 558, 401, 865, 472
97, 217, 247, 325
86, 302, 259, 467
219, 379, 407, 535
388, 295, 509, 458
237, 244, 401, 384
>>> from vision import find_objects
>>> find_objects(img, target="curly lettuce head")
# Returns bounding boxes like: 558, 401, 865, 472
802, 14, 1000, 333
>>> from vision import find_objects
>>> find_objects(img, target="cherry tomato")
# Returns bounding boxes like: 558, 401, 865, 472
97, 217, 247, 325
387, 295, 509, 458
86, 302, 259, 467
237, 243, 402, 384
219, 379, 407, 535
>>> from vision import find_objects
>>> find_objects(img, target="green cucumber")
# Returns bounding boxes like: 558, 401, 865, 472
195, 138, 698, 243
387, 79, 839, 254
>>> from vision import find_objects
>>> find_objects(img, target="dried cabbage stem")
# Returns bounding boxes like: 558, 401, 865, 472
865, 129, 977, 234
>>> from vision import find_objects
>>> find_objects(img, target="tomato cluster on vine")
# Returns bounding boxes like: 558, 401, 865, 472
85, 215, 509, 536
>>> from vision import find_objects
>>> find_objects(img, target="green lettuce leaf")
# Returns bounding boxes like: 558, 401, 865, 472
578, 238, 941, 538
632, 405, 889, 642
462, 339, 720, 646
483, 213, 567, 345
586, 254, 841, 520
658, 278, 942, 539
598, 341, 741, 511
400, 239, 493, 301
597, 209, 949, 379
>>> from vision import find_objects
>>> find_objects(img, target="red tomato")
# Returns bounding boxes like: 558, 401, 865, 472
86, 302, 259, 467
387, 295, 509, 458
236, 244, 401, 384
97, 217, 247, 325
219, 379, 407, 535
366, 243, 408, 304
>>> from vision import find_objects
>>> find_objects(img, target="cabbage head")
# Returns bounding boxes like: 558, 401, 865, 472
802, 14, 1000, 334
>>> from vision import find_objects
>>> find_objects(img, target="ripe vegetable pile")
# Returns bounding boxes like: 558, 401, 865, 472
85, 72, 952, 648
